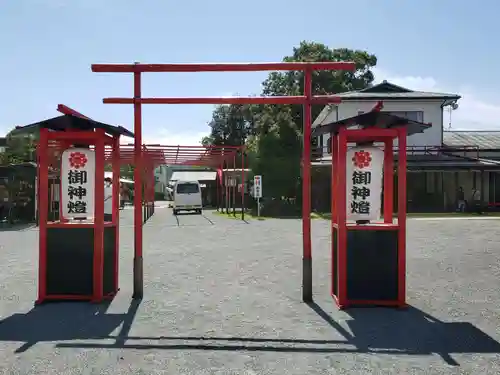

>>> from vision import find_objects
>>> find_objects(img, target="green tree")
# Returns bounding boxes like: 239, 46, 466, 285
203, 104, 252, 147
261, 42, 377, 131
250, 107, 301, 198
104, 163, 134, 177
201, 41, 377, 203
249, 42, 377, 200
0, 134, 37, 165
200, 104, 254, 168
201, 135, 214, 147
120, 164, 135, 180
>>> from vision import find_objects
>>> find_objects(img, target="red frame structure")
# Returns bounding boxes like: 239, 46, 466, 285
103, 143, 245, 219
36, 108, 122, 303
36, 104, 248, 303
91, 61, 356, 300
109, 144, 241, 167
330, 104, 407, 309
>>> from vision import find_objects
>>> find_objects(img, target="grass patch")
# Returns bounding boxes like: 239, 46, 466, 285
213, 210, 327, 220
214, 210, 500, 220
311, 211, 500, 220
310, 212, 323, 219
313, 212, 331, 220
406, 212, 500, 217
212, 211, 266, 221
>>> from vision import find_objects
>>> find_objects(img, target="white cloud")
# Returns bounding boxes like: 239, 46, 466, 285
373, 68, 500, 130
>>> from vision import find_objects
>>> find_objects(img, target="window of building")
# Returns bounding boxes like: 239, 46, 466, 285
358, 110, 423, 122
311, 136, 322, 157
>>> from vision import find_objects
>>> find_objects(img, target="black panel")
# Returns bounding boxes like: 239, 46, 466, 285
346, 229, 399, 301
103, 226, 117, 295
46, 226, 118, 298
332, 227, 338, 297
46, 227, 94, 296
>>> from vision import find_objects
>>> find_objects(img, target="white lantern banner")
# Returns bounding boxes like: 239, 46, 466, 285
61, 148, 96, 220
346, 146, 383, 222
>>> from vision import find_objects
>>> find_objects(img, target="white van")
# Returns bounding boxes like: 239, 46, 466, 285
172, 180, 203, 215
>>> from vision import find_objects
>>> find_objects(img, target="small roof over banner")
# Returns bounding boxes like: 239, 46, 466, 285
12, 114, 135, 138
311, 111, 431, 138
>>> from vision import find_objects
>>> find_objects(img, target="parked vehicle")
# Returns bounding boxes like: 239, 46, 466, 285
172, 180, 202, 215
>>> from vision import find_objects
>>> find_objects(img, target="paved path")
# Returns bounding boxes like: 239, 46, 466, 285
0, 210, 499, 374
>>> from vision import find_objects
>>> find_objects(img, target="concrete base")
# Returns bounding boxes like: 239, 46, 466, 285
132, 256, 143, 299
302, 257, 313, 302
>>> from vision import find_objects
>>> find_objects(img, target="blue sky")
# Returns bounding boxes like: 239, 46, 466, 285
1, 0, 499, 144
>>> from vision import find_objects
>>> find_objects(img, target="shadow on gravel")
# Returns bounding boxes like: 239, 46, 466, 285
0, 299, 141, 353
307, 301, 500, 366
0, 299, 498, 367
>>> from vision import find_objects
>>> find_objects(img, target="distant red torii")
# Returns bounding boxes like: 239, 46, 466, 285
57, 104, 240, 169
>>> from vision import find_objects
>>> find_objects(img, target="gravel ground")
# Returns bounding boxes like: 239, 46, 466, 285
0, 208, 499, 374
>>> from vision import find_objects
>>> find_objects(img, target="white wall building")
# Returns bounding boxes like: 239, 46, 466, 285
154, 165, 169, 194
312, 80, 461, 156
309, 81, 500, 212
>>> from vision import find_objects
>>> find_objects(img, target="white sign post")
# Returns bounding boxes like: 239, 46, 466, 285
61, 148, 96, 220
253, 175, 262, 217
346, 146, 383, 222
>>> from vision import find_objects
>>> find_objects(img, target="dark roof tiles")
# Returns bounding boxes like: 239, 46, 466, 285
311, 111, 431, 138
12, 114, 134, 138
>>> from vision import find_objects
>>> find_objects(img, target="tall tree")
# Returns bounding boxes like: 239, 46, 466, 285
201, 104, 254, 168
204, 104, 251, 147
201, 41, 378, 202
250, 107, 301, 198
249, 42, 377, 200
261, 42, 377, 130
0, 134, 37, 165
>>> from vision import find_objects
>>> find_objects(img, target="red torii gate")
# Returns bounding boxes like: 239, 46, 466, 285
90, 61, 356, 301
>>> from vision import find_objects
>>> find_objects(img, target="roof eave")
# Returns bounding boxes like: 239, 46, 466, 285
312, 104, 336, 128
11, 114, 135, 139
337, 95, 461, 101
